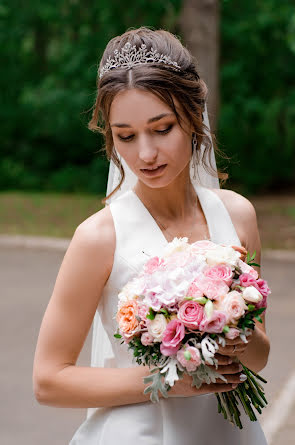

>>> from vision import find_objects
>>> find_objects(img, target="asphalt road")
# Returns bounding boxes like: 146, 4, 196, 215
0, 245, 294, 444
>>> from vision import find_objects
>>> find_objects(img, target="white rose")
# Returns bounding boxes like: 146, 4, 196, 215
147, 313, 168, 342
205, 245, 241, 267
242, 286, 263, 303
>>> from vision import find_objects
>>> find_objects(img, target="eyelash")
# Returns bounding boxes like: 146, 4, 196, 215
118, 124, 173, 141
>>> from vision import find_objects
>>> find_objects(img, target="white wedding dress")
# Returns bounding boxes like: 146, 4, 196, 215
69, 184, 268, 444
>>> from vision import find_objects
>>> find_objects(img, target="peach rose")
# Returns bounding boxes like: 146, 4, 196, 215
116, 300, 140, 336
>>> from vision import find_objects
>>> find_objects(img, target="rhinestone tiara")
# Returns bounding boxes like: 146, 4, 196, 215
99, 42, 182, 79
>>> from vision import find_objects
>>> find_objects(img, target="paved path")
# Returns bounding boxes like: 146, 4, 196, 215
0, 240, 294, 444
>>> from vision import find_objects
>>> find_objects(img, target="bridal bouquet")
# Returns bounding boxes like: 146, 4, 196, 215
114, 238, 271, 429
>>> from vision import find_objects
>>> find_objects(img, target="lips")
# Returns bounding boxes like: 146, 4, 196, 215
140, 164, 167, 177
140, 164, 166, 171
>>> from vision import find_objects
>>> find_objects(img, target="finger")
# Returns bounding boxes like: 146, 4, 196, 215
207, 363, 243, 375
214, 354, 233, 365
200, 383, 238, 394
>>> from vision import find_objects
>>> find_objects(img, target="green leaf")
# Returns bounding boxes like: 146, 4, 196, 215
255, 315, 263, 323
114, 333, 122, 338
146, 307, 156, 320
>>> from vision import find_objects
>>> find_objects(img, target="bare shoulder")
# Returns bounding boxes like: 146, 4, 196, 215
210, 188, 260, 252
73, 205, 116, 281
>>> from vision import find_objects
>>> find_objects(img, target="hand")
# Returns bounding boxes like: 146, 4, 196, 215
231, 245, 247, 262
216, 331, 254, 358
166, 355, 242, 398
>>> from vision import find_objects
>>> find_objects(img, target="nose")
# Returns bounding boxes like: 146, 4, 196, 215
137, 134, 158, 164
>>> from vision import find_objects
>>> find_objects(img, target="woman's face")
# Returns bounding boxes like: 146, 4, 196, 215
109, 88, 193, 188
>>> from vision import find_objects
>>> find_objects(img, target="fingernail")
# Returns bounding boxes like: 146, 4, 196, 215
239, 373, 247, 382
232, 384, 238, 388
238, 364, 243, 371
228, 359, 233, 364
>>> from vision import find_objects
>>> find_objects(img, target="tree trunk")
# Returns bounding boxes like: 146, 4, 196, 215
178, 0, 220, 132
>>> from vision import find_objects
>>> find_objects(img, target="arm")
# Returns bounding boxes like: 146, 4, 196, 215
216, 190, 270, 373
32, 208, 153, 408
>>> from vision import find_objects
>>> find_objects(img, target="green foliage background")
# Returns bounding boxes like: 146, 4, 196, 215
1, 0, 294, 194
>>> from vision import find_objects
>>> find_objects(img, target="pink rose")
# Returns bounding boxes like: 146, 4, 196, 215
141, 332, 154, 346
194, 274, 229, 300
238, 259, 259, 279
177, 345, 202, 372
215, 291, 248, 324
199, 310, 227, 333
144, 256, 165, 274
160, 319, 185, 356
186, 279, 204, 299
225, 327, 241, 340
203, 264, 233, 286
239, 273, 257, 288
177, 300, 204, 329
191, 240, 216, 254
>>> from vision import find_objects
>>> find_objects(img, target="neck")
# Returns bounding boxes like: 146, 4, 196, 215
133, 165, 198, 222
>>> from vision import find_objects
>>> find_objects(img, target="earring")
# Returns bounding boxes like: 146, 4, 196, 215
191, 132, 198, 180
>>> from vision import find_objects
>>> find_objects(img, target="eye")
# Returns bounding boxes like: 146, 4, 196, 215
155, 124, 173, 134
118, 134, 134, 141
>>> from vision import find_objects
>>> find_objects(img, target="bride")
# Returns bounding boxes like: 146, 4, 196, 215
33, 26, 270, 444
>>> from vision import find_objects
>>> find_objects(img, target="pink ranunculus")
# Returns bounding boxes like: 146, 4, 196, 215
143, 256, 165, 274
239, 273, 257, 288
177, 300, 204, 330
255, 279, 271, 298
141, 331, 154, 346
199, 310, 227, 333
160, 319, 185, 356
177, 345, 202, 372
203, 264, 234, 286
254, 278, 271, 309
215, 291, 248, 325
195, 274, 229, 301
238, 259, 259, 279
225, 327, 241, 340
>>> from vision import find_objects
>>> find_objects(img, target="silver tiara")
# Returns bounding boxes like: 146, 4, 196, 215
99, 42, 182, 79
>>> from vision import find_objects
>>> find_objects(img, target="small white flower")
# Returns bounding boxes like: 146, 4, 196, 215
162, 237, 190, 257
242, 286, 263, 303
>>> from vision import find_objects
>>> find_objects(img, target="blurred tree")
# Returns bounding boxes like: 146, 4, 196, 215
179, 0, 220, 132
1, 0, 294, 194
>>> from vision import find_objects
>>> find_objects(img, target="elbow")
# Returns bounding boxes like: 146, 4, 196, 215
33, 373, 54, 405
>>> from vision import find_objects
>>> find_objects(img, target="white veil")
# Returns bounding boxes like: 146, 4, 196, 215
87, 102, 220, 418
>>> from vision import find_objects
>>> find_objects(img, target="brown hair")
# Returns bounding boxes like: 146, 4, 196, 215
88, 26, 229, 205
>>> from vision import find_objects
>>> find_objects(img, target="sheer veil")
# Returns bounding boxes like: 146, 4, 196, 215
86, 102, 220, 418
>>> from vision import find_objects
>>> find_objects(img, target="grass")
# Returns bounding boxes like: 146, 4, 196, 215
0, 190, 294, 249
0, 191, 105, 238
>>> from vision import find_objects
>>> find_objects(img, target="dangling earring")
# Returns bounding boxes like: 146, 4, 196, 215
191, 132, 198, 180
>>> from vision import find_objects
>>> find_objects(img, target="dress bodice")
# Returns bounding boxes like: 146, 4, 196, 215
69, 186, 268, 445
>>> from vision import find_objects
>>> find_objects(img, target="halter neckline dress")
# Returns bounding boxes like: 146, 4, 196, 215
69, 184, 268, 445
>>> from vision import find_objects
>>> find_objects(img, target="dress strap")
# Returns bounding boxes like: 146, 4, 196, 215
194, 185, 241, 247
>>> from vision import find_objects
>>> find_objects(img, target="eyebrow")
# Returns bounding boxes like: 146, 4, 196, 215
110, 112, 174, 128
